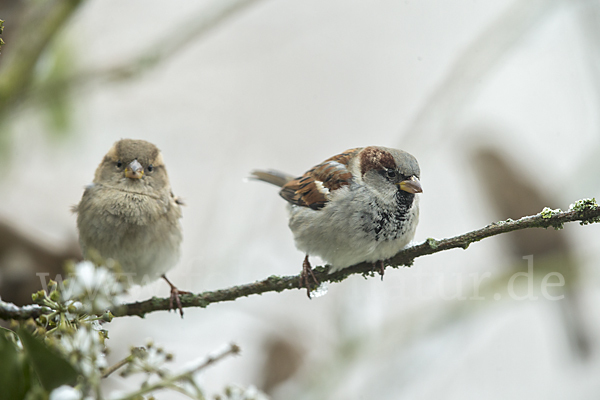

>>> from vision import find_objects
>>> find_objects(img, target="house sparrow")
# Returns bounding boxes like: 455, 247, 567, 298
252, 146, 422, 296
74, 139, 187, 315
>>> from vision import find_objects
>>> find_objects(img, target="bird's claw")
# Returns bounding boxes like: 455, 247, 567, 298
300, 255, 320, 299
162, 275, 190, 318
374, 260, 385, 280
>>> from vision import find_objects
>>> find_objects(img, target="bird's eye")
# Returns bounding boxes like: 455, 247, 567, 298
116, 161, 123, 168
147, 164, 154, 172
386, 169, 397, 179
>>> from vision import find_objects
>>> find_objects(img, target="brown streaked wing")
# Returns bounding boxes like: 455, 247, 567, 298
279, 148, 361, 210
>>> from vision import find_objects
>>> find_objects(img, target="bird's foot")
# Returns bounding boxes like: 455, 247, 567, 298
300, 255, 320, 299
373, 260, 385, 280
162, 275, 190, 318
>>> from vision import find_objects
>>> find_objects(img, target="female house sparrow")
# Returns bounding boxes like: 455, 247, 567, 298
74, 139, 187, 315
252, 146, 422, 296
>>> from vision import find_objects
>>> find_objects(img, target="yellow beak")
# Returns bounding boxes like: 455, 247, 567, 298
399, 176, 422, 194
124, 159, 144, 179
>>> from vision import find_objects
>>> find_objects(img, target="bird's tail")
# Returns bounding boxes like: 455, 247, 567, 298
250, 169, 296, 188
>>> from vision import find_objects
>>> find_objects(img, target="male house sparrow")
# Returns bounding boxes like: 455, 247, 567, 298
252, 146, 422, 296
74, 139, 187, 315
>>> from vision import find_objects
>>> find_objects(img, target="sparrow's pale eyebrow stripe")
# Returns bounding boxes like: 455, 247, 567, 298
154, 152, 164, 167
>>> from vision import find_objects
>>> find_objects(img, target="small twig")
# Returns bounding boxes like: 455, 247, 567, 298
112, 343, 239, 400
186, 343, 241, 374
0, 19, 5, 52
101, 353, 136, 379
402, 0, 562, 145
0, 0, 83, 113
1, 200, 599, 320
16, 0, 265, 109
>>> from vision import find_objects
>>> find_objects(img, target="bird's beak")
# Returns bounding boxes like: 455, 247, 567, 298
399, 176, 423, 194
124, 159, 144, 179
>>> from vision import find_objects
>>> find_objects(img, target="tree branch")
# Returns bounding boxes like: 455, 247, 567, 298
0, 300, 50, 320
0, 0, 83, 115
1, 199, 599, 320
116, 200, 600, 318
13, 0, 265, 111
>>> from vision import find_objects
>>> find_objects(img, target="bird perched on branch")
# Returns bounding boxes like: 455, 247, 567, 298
74, 139, 187, 315
252, 146, 422, 296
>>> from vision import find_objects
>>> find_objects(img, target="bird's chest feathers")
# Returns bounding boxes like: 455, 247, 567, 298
88, 187, 172, 227
363, 190, 415, 241
110, 194, 167, 224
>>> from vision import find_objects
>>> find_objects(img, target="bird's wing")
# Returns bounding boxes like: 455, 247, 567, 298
280, 148, 360, 210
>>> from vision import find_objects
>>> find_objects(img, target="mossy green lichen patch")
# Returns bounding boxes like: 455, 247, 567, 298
314, 265, 328, 274
569, 198, 600, 225
426, 237, 439, 249
541, 207, 561, 219
569, 198, 598, 212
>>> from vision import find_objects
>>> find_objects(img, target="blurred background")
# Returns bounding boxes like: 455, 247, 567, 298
1, 0, 600, 398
